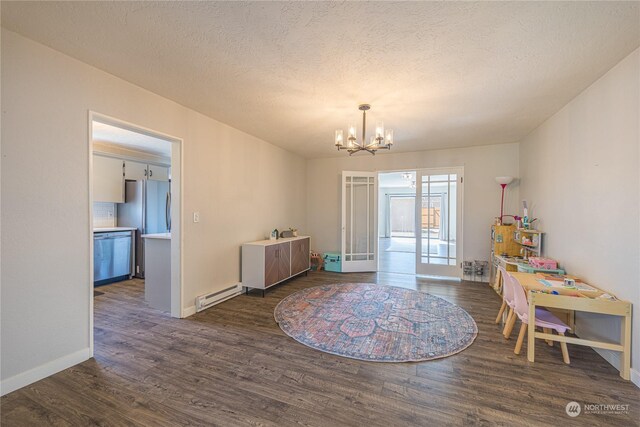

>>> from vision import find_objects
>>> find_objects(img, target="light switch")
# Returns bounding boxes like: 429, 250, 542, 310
193, 212, 200, 223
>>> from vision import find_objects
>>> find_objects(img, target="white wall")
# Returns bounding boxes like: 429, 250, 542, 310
519, 48, 639, 382
0, 29, 306, 393
307, 143, 520, 265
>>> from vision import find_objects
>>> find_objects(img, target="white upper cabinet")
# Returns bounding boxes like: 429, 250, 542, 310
148, 164, 169, 181
93, 155, 124, 203
124, 160, 148, 181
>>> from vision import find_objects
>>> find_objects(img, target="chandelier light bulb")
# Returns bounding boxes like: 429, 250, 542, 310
335, 129, 344, 146
348, 124, 357, 139
385, 129, 394, 145
375, 121, 384, 139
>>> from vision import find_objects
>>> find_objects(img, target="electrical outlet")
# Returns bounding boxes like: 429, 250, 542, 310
193, 212, 200, 223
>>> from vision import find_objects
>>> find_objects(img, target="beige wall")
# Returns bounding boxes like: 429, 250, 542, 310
519, 48, 639, 381
0, 29, 306, 391
307, 143, 520, 265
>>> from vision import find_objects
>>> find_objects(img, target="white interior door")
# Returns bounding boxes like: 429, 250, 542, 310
415, 167, 463, 278
341, 171, 377, 272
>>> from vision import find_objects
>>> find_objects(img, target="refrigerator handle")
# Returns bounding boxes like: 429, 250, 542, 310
166, 191, 171, 232
141, 181, 146, 234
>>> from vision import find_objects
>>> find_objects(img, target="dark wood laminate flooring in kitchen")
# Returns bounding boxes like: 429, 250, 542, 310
2, 272, 639, 426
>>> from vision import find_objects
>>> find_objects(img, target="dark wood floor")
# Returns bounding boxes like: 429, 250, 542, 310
2, 271, 639, 426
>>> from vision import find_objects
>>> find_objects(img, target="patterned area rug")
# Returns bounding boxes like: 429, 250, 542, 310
274, 283, 477, 362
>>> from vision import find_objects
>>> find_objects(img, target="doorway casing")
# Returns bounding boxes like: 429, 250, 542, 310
88, 111, 184, 357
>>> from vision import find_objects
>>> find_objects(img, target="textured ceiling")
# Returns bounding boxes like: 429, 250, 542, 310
2, 2, 639, 158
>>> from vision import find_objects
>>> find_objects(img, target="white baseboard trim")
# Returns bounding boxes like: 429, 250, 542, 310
631, 369, 640, 388
576, 327, 638, 387
182, 305, 197, 318
1, 347, 91, 396
592, 347, 621, 371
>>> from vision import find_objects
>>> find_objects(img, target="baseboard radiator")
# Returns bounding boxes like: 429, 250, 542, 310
195, 284, 241, 312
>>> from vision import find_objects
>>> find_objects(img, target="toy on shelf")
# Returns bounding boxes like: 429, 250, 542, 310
529, 257, 557, 270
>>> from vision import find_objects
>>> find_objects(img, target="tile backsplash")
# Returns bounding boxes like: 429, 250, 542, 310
93, 202, 116, 228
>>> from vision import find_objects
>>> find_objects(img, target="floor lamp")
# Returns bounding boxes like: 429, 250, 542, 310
495, 176, 514, 225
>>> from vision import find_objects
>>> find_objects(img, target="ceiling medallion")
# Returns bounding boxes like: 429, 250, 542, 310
334, 104, 394, 155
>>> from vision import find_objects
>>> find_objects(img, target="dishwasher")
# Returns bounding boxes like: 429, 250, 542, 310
94, 231, 132, 285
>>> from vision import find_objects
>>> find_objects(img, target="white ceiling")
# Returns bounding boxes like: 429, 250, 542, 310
3, 2, 639, 158
92, 121, 171, 157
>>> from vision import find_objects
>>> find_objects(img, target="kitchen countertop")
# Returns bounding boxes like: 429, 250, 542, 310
94, 227, 137, 233
142, 233, 171, 240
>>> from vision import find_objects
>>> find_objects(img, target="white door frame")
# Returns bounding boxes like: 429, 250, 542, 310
415, 166, 464, 279
341, 171, 377, 272
88, 111, 184, 357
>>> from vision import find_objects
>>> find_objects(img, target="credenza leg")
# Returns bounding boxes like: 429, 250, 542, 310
262, 290, 265, 298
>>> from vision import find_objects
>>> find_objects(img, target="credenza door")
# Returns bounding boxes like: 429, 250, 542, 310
264, 244, 280, 287
277, 242, 291, 282
291, 237, 310, 276
265, 242, 291, 287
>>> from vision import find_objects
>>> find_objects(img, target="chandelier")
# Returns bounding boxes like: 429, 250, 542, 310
334, 104, 394, 155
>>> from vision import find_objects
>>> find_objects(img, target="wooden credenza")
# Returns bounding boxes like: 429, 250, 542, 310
242, 236, 310, 294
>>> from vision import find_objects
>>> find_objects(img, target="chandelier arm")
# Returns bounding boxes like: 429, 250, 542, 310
362, 109, 366, 146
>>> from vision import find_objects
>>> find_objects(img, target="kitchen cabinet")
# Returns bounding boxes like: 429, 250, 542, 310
124, 161, 169, 182
242, 236, 310, 294
124, 160, 148, 181
148, 164, 169, 181
93, 155, 124, 203
142, 233, 171, 313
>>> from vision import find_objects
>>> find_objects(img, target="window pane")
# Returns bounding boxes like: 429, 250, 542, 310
418, 173, 459, 265
353, 180, 368, 254
429, 174, 449, 182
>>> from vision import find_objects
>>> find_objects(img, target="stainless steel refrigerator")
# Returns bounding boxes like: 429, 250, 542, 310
117, 179, 171, 278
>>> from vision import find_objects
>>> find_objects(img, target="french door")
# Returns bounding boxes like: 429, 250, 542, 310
341, 171, 377, 272
415, 167, 463, 278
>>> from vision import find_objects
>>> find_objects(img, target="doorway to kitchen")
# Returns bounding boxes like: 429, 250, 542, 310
88, 112, 183, 356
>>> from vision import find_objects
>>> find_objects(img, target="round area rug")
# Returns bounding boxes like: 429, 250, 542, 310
274, 283, 478, 362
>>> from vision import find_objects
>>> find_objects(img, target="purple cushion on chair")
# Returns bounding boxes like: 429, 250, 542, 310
530, 308, 570, 334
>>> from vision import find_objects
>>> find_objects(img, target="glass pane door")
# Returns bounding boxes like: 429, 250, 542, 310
416, 168, 463, 277
342, 171, 377, 272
